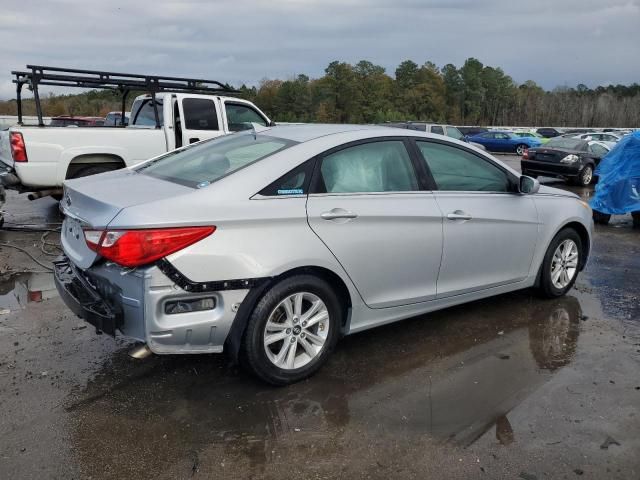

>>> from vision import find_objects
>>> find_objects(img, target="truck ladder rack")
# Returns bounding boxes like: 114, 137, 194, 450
11, 65, 240, 127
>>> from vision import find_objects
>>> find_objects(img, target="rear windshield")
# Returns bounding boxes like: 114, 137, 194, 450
545, 137, 587, 150
136, 132, 296, 187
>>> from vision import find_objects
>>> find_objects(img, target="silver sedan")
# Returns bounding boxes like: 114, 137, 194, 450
55, 124, 593, 385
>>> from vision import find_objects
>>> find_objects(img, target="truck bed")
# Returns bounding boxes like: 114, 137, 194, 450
0, 126, 168, 188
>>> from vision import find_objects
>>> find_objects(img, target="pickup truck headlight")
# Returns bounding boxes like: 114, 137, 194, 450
560, 154, 580, 164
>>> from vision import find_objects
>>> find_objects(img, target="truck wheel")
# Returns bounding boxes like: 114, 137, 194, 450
632, 212, 640, 229
240, 274, 342, 385
592, 210, 611, 225
71, 165, 118, 179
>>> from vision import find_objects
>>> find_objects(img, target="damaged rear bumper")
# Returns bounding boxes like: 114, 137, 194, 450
53, 257, 121, 336
54, 255, 253, 354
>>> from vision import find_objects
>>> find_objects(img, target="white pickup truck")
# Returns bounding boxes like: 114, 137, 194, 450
0, 92, 271, 197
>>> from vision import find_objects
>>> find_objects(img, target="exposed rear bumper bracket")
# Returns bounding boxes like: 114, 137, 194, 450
156, 259, 269, 293
53, 257, 122, 336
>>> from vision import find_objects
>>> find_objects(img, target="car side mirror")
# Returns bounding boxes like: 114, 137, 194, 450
519, 175, 540, 194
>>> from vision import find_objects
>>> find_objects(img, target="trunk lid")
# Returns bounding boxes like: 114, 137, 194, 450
529, 147, 580, 163
61, 168, 193, 268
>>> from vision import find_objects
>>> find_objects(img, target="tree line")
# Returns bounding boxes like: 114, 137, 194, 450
2, 58, 639, 127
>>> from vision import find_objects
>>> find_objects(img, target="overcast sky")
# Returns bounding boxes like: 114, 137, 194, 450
1, 0, 639, 100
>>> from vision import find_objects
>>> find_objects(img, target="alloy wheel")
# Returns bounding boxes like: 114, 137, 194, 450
550, 239, 579, 289
581, 166, 593, 185
263, 292, 330, 370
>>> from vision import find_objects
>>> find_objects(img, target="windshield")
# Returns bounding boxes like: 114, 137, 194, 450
545, 137, 587, 150
130, 98, 164, 127
137, 132, 296, 187
446, 126, 464, 140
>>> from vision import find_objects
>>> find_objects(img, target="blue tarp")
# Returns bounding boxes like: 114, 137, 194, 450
590, 131, 640, 215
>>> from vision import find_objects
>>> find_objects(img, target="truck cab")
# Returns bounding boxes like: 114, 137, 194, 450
130, 93, 271, 151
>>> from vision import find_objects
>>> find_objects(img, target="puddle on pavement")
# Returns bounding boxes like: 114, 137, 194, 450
66, 291, 585, 477
0, 272, 57, 313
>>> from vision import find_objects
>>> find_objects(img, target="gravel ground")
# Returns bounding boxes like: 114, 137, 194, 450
0, 156, 639, 479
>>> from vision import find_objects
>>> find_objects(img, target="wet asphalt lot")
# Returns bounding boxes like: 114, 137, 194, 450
0, 155, 639, 479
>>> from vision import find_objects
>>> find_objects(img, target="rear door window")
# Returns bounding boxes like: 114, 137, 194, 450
430, 125, 445, 135
182, 98, 219, 130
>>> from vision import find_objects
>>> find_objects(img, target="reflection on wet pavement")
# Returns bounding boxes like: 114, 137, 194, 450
67, 292, 583, 477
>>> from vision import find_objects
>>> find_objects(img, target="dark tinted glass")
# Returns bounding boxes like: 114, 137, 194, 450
431, 125, 444, 135
183, 98, 219, 130
260, 159, 316, 196
545, 138, 587, 150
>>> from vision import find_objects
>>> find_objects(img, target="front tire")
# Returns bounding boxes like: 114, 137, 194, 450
537, 228, 582, 298
240, 275, 342, 385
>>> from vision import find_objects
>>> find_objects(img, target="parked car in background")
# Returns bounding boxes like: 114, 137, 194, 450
467, 130, 542, 155
590, 131, 640, 227
573, 132, 624, 143
536, 127, 564, 138
513, 130, 549, 144
54, 124, 592, 385
383, 122, 486, 150
104, 111, 130, 126
457, 126, 489, 137
50, 116, 105, 127
521, 137, 610, 186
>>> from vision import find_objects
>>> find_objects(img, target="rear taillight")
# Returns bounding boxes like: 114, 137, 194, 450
10, 132, 28, 162
522, 148, 529, 159
83, 226, 215, 267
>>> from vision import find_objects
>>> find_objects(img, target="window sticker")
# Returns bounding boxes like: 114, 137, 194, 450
277, 188, 304, 195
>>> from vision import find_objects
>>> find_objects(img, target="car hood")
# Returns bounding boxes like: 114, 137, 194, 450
536, 184, 579, 199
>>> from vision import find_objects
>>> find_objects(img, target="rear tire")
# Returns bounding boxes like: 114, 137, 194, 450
574, 165, 594, 186
592, 210, 611, 225
632, 212, 640, 229
240, 274, 342, 385
516, 144, 528, 156
537, 228, 582, 298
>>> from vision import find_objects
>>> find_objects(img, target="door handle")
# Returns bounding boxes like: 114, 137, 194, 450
447, 210, 472, 221
321, 209, 358, 220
